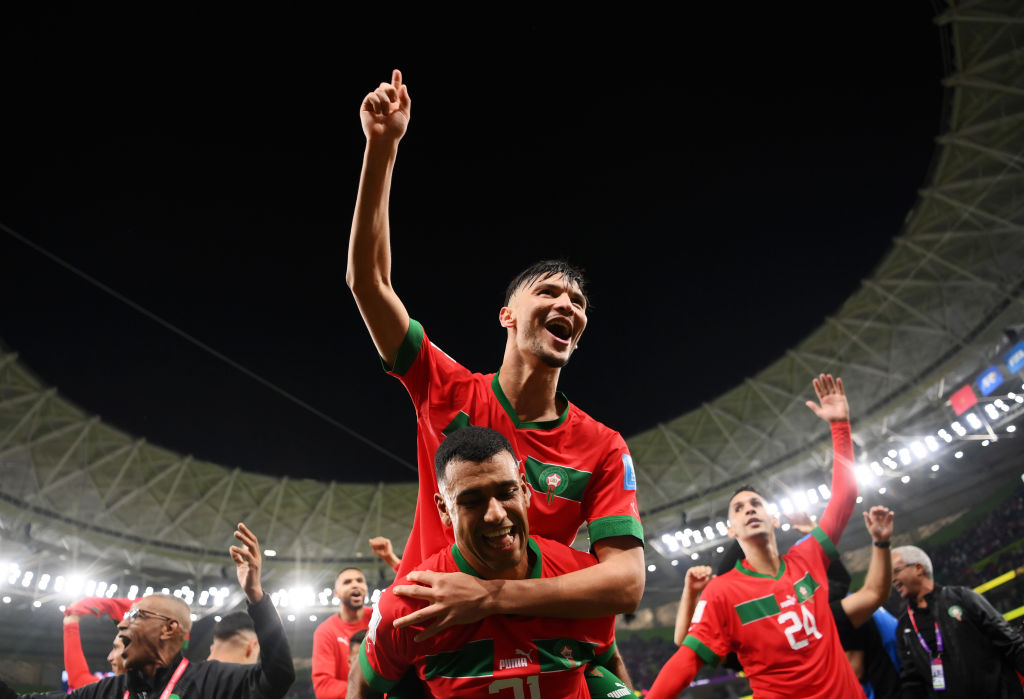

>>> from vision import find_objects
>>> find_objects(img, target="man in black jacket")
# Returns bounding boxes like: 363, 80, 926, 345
0, 522, 295, 699
892, 544, 1024, 698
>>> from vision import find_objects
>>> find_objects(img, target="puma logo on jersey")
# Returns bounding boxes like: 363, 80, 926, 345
607, 686, 632, 698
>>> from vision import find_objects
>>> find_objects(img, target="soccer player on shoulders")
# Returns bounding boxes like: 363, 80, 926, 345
347, 69, 643, 651
648, 374, 863, 699
349, 426, 629, 698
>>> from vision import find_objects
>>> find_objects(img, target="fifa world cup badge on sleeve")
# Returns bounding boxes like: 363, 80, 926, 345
622, 454, 636, 491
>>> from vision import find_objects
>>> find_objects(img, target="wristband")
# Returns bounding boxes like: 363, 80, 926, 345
873, 540, 891, 548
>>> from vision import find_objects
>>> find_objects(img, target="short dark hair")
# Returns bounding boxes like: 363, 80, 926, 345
434, 426, 516, 485
336, 567, 365, 581
503, 259, 588, 307
729, 484, 761, 502
212, 611, 255, 641
350, 629, 367, 647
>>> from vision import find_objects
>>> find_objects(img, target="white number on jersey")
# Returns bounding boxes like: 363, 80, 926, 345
488, 675, 541, 698
778, 605, 823, 650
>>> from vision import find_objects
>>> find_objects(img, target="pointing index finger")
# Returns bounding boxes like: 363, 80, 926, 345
391, 68, 403, 89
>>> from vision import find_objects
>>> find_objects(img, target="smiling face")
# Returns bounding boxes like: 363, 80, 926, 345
891, 552, 928, 601
727, 490, 779, 543
334, 568, 368, 612
501, 273, 588, 369
435, 450, 532, 580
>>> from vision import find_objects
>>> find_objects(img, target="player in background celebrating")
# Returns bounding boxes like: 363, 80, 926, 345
648, 374, 863, 699
347, 69, 643, 643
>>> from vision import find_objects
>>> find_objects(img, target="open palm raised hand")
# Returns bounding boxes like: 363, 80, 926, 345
804, 373, 849, 423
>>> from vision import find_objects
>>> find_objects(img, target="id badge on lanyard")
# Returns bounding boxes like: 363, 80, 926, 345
930, 657, 946, 690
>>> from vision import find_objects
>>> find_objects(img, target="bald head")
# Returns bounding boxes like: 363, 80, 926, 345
146, 594, 193, 636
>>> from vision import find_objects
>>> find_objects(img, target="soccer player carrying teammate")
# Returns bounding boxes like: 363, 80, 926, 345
350, 426, 630, 698
347, 68, 643, 677
648, 374, 862, 699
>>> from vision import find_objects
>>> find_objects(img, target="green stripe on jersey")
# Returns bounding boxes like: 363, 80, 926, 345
441, 411, 471, 437
535, 637, 600, 672
424, 638, 494, 679
810, 525, 839, 560
588, 516, 645, 545
524, 457, 591, 503
735, 594, 781, 624
794, 572, 821, 603
382, 319, 424, 376
360, 645, 398, 692
682, 635, 721, 667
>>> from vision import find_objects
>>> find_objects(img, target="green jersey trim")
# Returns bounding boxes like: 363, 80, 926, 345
810, 525, 839, 560
424, 638, 495, 679
535, 637, 601, 672
380, 318, 425, 376
588, 515, 645, 545
594, 639, 617, 667
735, 557, 787, 580
451, 537, 543, 580
735, 593, 782, 625
682, 635, 721, 667
491, 371, 569, 430
360, 642, 399, 692
441, 410, 471, 437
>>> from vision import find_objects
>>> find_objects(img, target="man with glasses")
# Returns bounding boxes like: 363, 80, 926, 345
891, 544, 1024, 698
0, 523, 295, 698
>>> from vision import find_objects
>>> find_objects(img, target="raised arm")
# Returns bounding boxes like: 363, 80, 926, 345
346, 69, 413, 367
805, 374, 857, 544
673, 566, 712, 646
369, 536, 402, 571
840, 506, 894, 628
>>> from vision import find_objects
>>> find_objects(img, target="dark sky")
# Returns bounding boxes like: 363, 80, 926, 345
0, 6, 945, 483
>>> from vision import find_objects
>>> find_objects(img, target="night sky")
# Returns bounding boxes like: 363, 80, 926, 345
0, 6, 945, 484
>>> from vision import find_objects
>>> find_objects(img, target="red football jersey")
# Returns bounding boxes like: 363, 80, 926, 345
360, 536, 616, 698
389, 320, 643, 575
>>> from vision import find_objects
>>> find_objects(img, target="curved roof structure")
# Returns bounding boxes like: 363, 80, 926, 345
1, 0, 1023, 618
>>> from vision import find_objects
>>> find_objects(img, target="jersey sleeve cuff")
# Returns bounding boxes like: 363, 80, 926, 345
379, 318, 424, 376
682, 635, 721, 667
594, 639, 617, 667
588, 515, 644, 545
810, 525, 840, 561
359, 645, 400, 693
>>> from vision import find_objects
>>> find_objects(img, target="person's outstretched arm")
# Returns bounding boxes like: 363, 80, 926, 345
840, 506, 894, 628
645, 645, 703, 699
346, 69, 413, 368
804, 374, 857, 544
62, 616, 99, 689
369, 536, 402, 571
673, 566, 712, 646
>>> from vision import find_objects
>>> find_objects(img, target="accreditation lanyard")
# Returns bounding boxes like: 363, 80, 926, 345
122, 657, 190, 699
907, 606, 945, 691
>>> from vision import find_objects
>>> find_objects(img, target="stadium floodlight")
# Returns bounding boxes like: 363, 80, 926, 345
856, 496, 864, 504
1015, 395, 1024, 404
887, 449, 897, 458
793, 491, 809, 511
984, 404, 1000, 420
766, 502, 779, 515
32, 601, 41, 608
661, 533, 679, 553
309, 615, 317, 622
716, 546, 724, 553
951, 421, 967, 436
910, 441, 927, 459
818, 484, 831, 500
287, 614, 295, 622
6, 565, 20, 585
954, 451, 964, 459
331, 596, 340, 606
647, 565, 656, 573
106, 584, 117, 598
144, 587, 154, 597
690, 553, 699, 560
781, 523, 791, 532
199, 590, 210, 606
994, 399, 1009, 412
965, 413, 983, 430
127, 585, 139, 599
899, 448, 912, 465
38, 574, 50, 591
855, 465, 874, 485
716, 521, 728, 536
901, 475, 910, 484
161, 588, 170, 595
931, 464, 941, 472
692, 529, 703, 544
937, 429, 953, 443
878, 487, 887, 494
883, 457, 898, 470
982, 439, 990, 447
190, 613, 198, 622
1008, 426, 1017, 433
806, 488, 819, 505
21, 572, 33, 588
1, 596, 9, 604
703, 526, 714, 540
925, 436, 939, 452
870, 462, 884, 476
96, 582, 107, 597
264, 549, 277, 557
780, 498, 794, 514
671, 560, 679, 567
